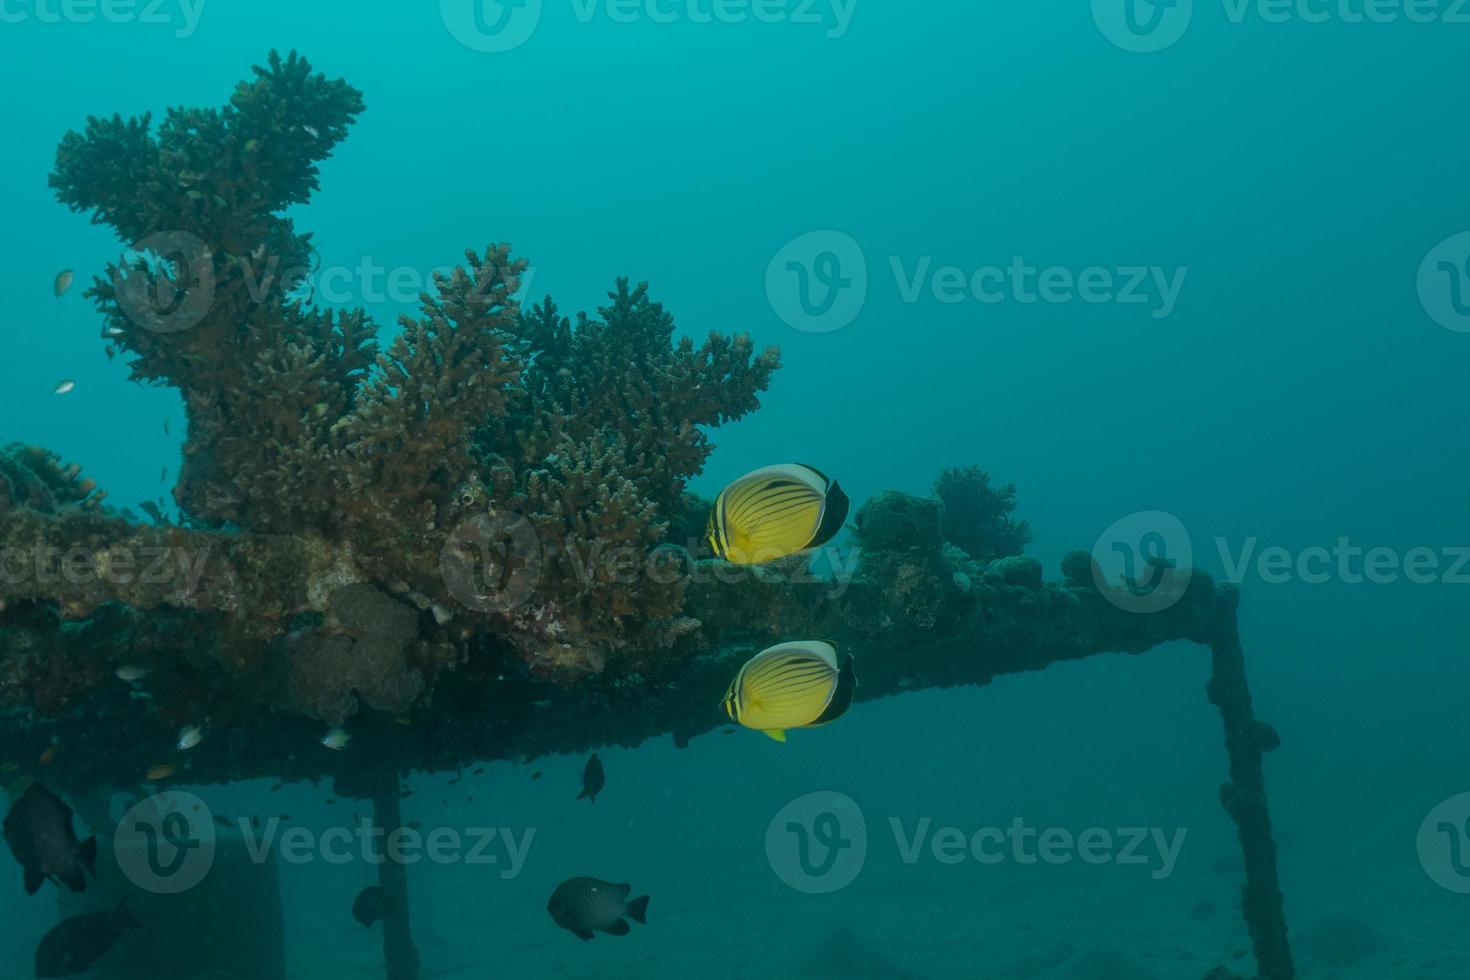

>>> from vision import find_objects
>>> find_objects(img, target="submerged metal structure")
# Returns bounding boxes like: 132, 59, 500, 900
2, 51, 1294, 980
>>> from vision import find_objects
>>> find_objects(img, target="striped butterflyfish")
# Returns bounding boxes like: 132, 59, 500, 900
722, 641, 856, 742
706, 464, 850, 565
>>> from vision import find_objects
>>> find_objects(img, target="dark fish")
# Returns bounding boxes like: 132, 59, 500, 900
530, 771, 543, 781
547, 877, 649, 941
472, 768, 485, 776
138, 500, 164, 524
399, 790, 414, 800
3, 784, 97, 895
577, 753, 604, 804
351, 885, 398, 929
35, 897, 141, 978
213, 816, 233, 828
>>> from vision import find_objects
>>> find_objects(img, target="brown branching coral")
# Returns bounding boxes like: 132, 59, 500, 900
51, 50, 375, 532
35, 50, 781, 685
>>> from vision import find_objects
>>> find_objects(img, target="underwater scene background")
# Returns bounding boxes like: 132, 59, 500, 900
2, 2, 1469, 978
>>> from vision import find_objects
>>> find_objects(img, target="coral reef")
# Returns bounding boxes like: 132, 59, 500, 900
1, 51, 1296, 980
41, 50, 779, 680
934, 464, 1031, 561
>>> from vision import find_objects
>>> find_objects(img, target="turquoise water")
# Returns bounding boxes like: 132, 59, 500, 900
3, 2, 1470, 977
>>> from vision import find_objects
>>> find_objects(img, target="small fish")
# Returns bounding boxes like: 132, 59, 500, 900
145, 764, 177, 781
213, 816, 233, 829
115, 665, 150, 683
723, 641, 857, 742
269, 783, 285, 792
321, 728, 351, 751
3, 784, 98, 895
953, 571, 973, 594
530, 771, 543, 781
160, 467, 167, 483
38, 746, 58, 766
53, 270, 74, 297
706, 464, 849, 565
399, 790, 414, 800
547, 877, 650, 941
352, 885, 399, 928
104, 326, 125, 338
53, 380, 75, 396
472, 767, 485, 776
447, 777, 461, 786
577, 754, 605, 804
302, 124, 320, 138
163, 420, 170, 435
177, 725, 204, 751
35, 897, 140, 978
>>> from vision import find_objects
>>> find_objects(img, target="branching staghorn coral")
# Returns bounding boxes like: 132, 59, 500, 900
34, 50, 781, 686
934, 464, 1032, 561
